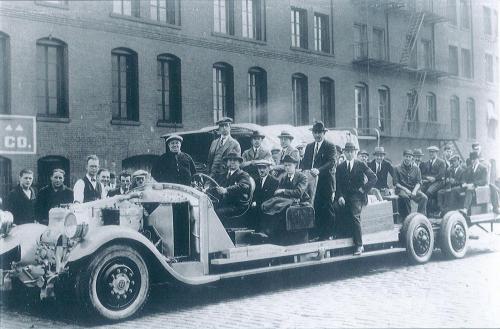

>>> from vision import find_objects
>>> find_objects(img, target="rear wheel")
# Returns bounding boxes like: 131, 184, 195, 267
76, 244, 149, 321
404, 214, 434, 264
439, 211, 468, 259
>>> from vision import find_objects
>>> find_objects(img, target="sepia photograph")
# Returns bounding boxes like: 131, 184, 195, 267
0, 0, 499, 328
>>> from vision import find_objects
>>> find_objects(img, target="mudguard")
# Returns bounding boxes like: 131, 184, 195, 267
66, 225, 219, 285
0, 223, 47, 266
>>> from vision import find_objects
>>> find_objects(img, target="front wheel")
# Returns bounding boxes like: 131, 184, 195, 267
404, 214, 434, 264
439, 211, 468, 259
76, 244, 150, 321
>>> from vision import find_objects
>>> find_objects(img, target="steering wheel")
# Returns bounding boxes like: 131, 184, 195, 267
192, 173, 221, 203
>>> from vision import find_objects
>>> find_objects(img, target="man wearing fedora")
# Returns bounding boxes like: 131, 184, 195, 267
151, 134, 197, 186
357, 150, 369, 165
334, 142, 377, 255
251, 159, 279, 230
413, 148, 426, 174
300, 121, 337, 240
241, 130, 272, 178
277, 130, 300, 165
213, 151, 252, 222
207, 117, 241, 177
368, 146, 394, 191
421, 145, 446, 216
437, 154, 466, 212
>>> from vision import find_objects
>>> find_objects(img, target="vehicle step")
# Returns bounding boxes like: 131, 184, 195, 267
469, 213, 500, 225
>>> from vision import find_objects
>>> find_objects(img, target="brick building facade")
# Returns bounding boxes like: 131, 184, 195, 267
0, 0, 498, 198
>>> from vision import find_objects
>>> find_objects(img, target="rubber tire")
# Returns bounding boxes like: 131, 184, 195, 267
76, 244, 150, 321
439, 211, 468, 259
400, 212, 421, 245
405, 214, 434, 264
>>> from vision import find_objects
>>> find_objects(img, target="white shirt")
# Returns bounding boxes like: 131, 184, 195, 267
473, 162, 479, 173
260, 175, 268, 187
286, 173, 295, 181
314, 141, 324, 153
73, 174, 106, 203
346, 160, 354, 171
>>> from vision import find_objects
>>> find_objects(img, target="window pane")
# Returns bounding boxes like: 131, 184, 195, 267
448, 46, 458, 75
447, 0, 457, 25
484, 7, 492, 35
460, 0, 470, 29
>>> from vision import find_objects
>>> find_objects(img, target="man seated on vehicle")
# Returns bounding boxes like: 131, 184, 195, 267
437, 155, 466, 213
421, 146, 446, 216
213, 152, 252, 223
261, 155, 309, 242
251, 159, 279, 230
368, 146, 393, 202
393, 149, 428, 221
241, 130, 272, 180
413, 148, 426, 174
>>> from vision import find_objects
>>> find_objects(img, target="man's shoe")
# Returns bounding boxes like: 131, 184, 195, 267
354, 246, 364, 256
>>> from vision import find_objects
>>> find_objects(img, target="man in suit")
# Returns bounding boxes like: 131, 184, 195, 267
251, 159, 279, 230
300, 121, 337, 240
437, 154, 466, 213
334, 142, 377, 255
207, 117, 241, 177
421, 146, 446, 215
4, 169, 36, 225
462, 151, 489, 213
241, 130, 272, 179
368, 146, 394, 191
357, 150, 369, 165
35, 168, 73, 225
108, 171, 132, 197
213, 152, 252, 223
413, 148, 426, 174
151, 134, 197, 186
393, 150, 428, 220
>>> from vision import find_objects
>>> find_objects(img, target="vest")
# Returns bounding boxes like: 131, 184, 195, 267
83, 176, 102, 202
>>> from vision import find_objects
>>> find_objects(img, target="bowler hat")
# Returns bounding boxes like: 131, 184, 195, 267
271, 147, 282, 154
216, 117, 233, 125
310, 121, 328, 133
282, 154, 299, 164
278, 131, 294, 140
343, 142, 358, 151
450, 154, 460, 162
427, 146, 439, 152
469, 151, 479, 160
223, 151, 243, 162
413, 148, 424, 156
250, 130, 265, 139
164, 134, 183, 144
254, 159, 273, 167
373, 146, 386, 155
403, 149, 414, 156
359, 150, 369, 156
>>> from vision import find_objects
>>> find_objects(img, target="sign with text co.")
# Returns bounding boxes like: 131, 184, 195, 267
0, 115, 36, 154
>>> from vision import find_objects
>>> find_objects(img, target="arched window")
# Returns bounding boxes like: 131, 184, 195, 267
354, 82, 368, 129
37, 155, 70, 189
213, 62, 234, 122
406, 88, 419, 132
292, 73, 308, 125
426, 92, 437, 122
377, 86, 390, 133
487, 100, 497, 139
0, 32, 10, 114
248, 67, 267, 125
111, 48, 139, 121
466, 98, 476, 139
157, 54, 181, 124
450, 95, 460, 138
36, 37, 68, 118
320, 77, 335, 127
0, 156, 12, 200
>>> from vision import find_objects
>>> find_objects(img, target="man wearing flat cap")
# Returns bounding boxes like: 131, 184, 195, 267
213, 151, 252, 222
393, 149, 427, 220
368, 146, 394, 191
334, 142, 377, 255
300, 121, 337, 240
207, 117, 241, 177
421, 145, 446, 216
242, 130, 272, 179
152, 134, 196, 186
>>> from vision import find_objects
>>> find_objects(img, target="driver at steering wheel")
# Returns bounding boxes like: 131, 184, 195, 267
213, 151, 252, 222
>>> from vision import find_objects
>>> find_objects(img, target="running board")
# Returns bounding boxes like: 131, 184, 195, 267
218, 247, 407, 280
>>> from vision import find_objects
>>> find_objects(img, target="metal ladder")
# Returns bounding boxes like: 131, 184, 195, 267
399, 11, 425, 66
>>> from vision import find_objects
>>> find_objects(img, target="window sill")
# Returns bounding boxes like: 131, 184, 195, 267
211, 32, 266, 45
35, 1, 69, 10
157, 121, 183, 128
36, 116, 70, 123
290, 46, 334, 58
109, 13, 181, 30
110, 119, 140, 126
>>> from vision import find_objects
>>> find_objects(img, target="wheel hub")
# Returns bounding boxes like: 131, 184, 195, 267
450, 222, 466, 252
413, 225, 431, 256
97, 260, 140, 310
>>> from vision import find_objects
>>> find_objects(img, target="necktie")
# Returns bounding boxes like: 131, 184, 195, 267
227, 171, 232, 179
254, 148, 258, 159
348, 162, 351, 172
376, 163, 380, 174
91, 178, 96, 182
313, 143, 319, 165
281, 149, 285, 160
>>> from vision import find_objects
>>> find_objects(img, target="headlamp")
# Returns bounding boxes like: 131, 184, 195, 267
0, 210, 14, 237
63, 213, 88, 240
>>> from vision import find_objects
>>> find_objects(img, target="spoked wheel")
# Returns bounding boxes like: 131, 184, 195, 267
404, 214, 434, 264
192, 173, 221, 203
439, 211, 468, 259
76, 244, 149, 321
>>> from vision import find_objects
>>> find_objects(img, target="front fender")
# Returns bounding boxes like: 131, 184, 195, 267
0, 223, 47, 266
67, 226, 218, 285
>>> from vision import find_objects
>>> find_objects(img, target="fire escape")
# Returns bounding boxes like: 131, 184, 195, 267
351, 0, 451, 141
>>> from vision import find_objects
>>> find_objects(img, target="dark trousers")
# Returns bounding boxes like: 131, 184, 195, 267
437, 186, 464, 213
397, 189, 428, 220
423, 181, 444, 212
334, 197, 364, 247
216, 204, 246, 225
313, 195, 335, 239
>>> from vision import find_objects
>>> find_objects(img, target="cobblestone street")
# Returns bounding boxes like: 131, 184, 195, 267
1, 226, 500, 329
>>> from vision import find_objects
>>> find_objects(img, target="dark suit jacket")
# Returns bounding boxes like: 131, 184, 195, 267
446, 165, 466, 187
254, 175, 279, 206
275, 172, 310, 202
35, 185, 73, 224
422, 158, 446, 181
335, 160, 377, 203
4, 185, 36, 225
368, 159, 394, 189
465, 163, 488, 187
107, 187, 127, 197
215, 169, 252, 208
207, 135, 241, 176
300, 140, 336, 196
